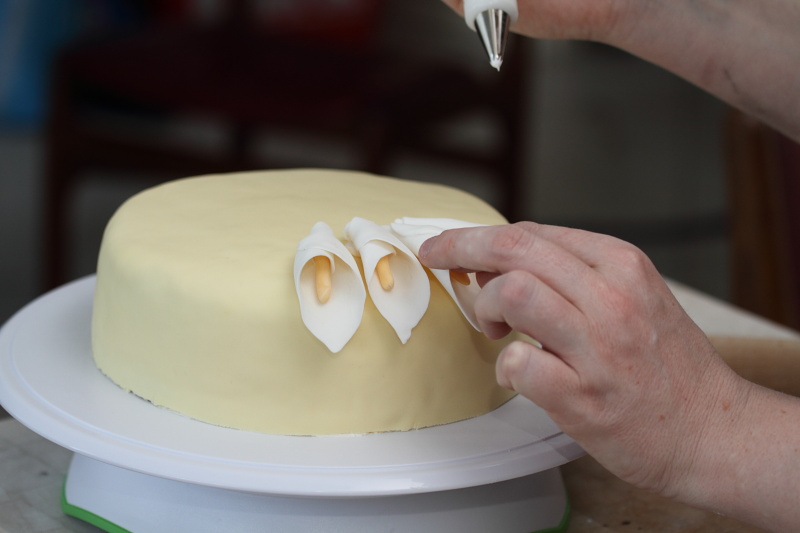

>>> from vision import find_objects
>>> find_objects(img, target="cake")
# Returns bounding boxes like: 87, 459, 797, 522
91, 169, 517, 435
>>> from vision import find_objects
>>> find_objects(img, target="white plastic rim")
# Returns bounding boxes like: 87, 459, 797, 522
0, 276, 583, 497
464, 0, 519, 29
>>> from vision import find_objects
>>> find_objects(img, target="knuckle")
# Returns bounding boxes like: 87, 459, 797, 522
600, 242, 662, 323
495, 270, 538, 313
515, 221, 542, 233
612, 241, 654, 278
589, 276, 641, 330
601, 283, 640, 324
487, 224, 537, 263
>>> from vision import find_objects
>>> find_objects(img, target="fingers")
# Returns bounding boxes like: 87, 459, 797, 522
419, 223, 572, 274
475, 269, 588, 357
512, 222, 614, 267
419, 223, 600, 305
495, 340, 579, 413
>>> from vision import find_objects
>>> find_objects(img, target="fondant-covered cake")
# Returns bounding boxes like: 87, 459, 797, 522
91, 169, 517, 435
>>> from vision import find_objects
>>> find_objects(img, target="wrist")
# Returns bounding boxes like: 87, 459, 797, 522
663, 366, 756, 508
666, 370, 800, 530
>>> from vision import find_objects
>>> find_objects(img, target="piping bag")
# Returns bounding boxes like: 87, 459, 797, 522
463, 0, 519, 70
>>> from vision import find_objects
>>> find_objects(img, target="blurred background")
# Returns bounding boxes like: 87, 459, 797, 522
1, 0, 798, 367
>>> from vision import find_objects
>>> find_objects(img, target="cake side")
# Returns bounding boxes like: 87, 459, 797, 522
91, 169, 517, 435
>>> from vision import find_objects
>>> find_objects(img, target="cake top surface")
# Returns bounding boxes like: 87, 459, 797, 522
102, 169, 506, 298
109, 168, 503, 236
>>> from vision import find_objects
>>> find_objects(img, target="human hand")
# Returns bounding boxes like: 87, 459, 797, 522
418, 222, 748, 497
439, 0, 631, 42
440, 0, 800, 142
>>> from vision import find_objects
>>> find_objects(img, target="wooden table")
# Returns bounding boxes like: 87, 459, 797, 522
1, 280, 798, 532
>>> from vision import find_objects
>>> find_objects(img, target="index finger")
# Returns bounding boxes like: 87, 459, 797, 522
418, 222, 600, 306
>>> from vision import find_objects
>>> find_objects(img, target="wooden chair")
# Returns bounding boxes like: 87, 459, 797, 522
726, 110, 800, 329
42, 0, 531, 289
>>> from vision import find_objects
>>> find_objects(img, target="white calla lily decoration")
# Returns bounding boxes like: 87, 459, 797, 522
295, 217, 487, 353
294, 222, 366, 353
344, 217, 430, 343
390, 217, 485, 331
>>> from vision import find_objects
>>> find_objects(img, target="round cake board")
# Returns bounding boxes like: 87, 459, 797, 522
0, 276, 584, 532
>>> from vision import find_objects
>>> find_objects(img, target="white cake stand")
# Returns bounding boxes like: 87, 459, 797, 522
0, 276, 584, 533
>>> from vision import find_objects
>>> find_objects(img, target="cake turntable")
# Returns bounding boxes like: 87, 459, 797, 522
0, 276, 584, 532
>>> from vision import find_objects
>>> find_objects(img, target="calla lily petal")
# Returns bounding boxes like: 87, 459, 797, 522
391, 217, 486, 330
294, 222, 366, 353
344, 217, 430, 343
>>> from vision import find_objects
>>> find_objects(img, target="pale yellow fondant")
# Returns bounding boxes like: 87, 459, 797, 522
91, 169, 517, 435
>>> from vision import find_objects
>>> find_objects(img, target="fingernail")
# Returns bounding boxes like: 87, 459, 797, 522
418, 236, 437, 260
